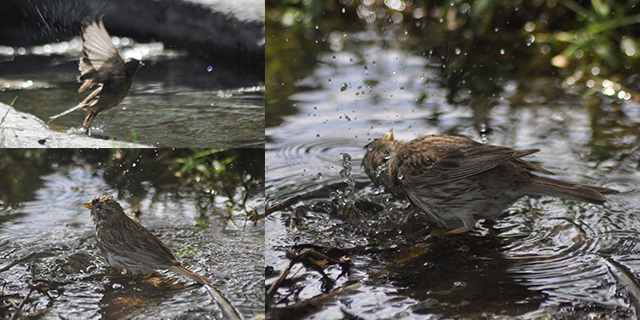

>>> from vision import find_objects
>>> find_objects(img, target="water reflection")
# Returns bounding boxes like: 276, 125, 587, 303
266, 25, 640, 319
0, 150, 264, 319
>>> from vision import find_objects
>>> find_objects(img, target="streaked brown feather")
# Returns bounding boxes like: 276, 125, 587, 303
363, 131, 619, 230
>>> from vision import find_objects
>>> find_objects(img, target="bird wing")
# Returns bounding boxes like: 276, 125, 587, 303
98, 223, 180, 269
397, 136, 541, 186
131, 226, 180, 265
78, 20, 125, 92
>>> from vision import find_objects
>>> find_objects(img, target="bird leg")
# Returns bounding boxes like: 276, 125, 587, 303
81, 111, 96, 134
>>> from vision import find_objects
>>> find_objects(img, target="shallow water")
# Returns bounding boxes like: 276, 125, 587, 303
0, 36, 264, 147
265, 26, 640, 319
0, 152, 264, 319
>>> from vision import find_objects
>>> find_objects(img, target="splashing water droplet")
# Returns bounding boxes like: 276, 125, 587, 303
382, 149, 391, 160
374, 163, 388, 178
332, 153, 357, 217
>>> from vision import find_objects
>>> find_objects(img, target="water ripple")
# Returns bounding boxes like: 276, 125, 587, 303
267, 136, 367, 201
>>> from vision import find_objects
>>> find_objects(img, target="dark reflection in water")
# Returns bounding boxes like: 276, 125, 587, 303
98, 276, 219, 319
387, 235, 546, 318
0, 149, 264, 319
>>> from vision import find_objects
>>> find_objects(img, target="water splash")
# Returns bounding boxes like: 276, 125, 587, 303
25, 0, 112, 42
330, 153, 357, 219
374, 162, 388, 178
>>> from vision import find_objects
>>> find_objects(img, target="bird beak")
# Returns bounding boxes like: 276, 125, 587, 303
82, 202, 92, 210
140, 62, 145, 67
383, 130, 394, 141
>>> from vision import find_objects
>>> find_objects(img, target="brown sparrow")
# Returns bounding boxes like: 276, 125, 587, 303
83, 195, 241, 320
49, 20, 143, 133
363, 131, 619, 232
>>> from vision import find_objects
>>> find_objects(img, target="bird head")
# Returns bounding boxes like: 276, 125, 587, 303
124, 59, 144, 76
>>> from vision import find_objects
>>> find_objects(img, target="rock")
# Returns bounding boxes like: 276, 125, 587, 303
0, 101, 154, 148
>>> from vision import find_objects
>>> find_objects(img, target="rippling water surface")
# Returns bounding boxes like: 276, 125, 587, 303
0, 154, 264, 319
266, 29, 640, 319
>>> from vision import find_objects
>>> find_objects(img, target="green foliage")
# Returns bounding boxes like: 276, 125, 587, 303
0, 149, 264, 222
170, 149, 264, 223
176, 247, 197, 257
535, 0, 640, 72
267, 0, 640, 80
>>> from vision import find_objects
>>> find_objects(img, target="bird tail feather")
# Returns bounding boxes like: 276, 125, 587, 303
48, 104, 84, 122
169, 265, 243, 320
527, 176, 619, 205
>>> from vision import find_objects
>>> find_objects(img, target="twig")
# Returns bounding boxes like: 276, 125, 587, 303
0, 96, 17, 128
284, 282, 361, 311
8, 288, 32, 320
269, 282, 362, 319
604, 256, 640, 315
265, 195, 302, 216
25, 306, 54, 318
266, 248, 351, 309
269, 239, 437, 317
0, 96, 17, 147
240, 177, 251, 207
266, 260, 294, 308
0, 253, 37, 273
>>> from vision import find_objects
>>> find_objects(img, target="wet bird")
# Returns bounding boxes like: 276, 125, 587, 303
83, 195, 241, 320
49, 20, 143, 133
363, 131, 619, 232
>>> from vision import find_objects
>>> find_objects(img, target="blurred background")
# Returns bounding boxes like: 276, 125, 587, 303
265, 0, 640, 319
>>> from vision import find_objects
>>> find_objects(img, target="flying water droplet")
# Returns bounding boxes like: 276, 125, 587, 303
374, 163, 388, 178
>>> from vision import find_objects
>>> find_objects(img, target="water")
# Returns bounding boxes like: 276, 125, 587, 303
0, 36, 264, 147
265, 26, 640, 319
0, 151, 264, 319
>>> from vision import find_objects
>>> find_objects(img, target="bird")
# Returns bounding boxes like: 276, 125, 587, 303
362, 130, 619, 232
49, 20, 143, 133
83, 195, 241, 320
